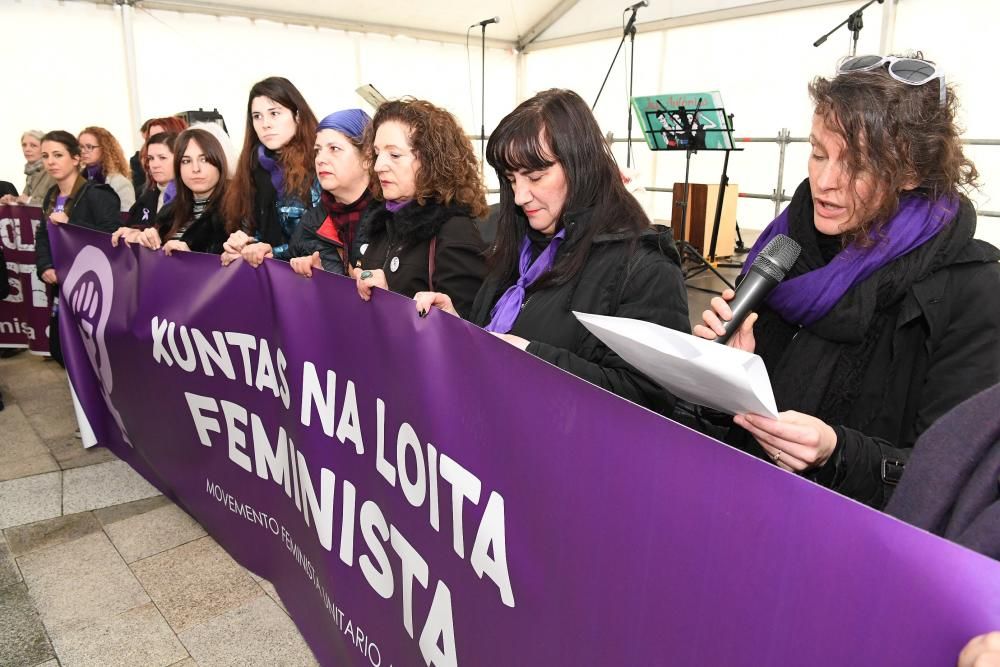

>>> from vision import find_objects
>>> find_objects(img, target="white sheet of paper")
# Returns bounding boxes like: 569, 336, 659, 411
574, 312, 779, 419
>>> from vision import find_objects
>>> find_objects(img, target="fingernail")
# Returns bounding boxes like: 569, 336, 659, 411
419, 309, 427, 317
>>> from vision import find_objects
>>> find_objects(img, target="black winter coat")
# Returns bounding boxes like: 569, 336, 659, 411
727, 191, 1000, 509
155, 202, 228, 255
469, 211, 690, 415
36, 178, 121, 277
126, 185, 161, 228
360, 200, 486, 318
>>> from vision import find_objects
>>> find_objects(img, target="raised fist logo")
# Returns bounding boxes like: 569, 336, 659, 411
62, 246, 132, 446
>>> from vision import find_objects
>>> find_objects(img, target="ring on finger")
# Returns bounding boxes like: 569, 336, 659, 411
771, 449, 782, 464
360, 270, 373, 280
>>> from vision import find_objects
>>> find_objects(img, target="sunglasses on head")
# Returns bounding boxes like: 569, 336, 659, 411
838, 55, 946, 107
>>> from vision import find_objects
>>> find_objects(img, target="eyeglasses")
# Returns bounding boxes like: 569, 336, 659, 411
79, 144, 100, 153
838, 55, 946, 107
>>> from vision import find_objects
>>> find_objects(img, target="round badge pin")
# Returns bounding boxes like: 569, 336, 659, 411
390, 256, 400, 272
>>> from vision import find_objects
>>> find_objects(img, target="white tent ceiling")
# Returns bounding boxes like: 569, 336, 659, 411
114, 0, 844, 50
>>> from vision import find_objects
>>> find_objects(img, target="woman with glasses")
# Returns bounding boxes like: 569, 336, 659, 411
694, 54, 1000, 508
412, 89, 689, 414
354, 98, 487, 318
221, 76, 320, 267
0, 131, 56, 207
78, 126, 136, 212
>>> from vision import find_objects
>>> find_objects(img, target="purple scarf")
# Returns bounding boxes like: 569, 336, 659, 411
485, 229, 566, 334
162, 181, 177, 206
84, 164, 105, 184
385, 199, 410, 213
744, 192, 959, 326
257, 145, 284, 198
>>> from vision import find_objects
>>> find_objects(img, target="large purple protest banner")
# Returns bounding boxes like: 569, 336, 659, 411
50, 223, 1000, 666
0, 205, 50, 352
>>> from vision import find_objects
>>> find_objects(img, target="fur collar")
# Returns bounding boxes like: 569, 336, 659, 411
362, 199, 472, 244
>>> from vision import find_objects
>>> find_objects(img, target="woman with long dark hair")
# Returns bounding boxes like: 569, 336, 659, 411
34, 130, 121, 364
221, 76, 320, 267
128, 127, 229, 255
414, 89, 689, 414
694, 54, 1000, 508
354, 98, 488, 317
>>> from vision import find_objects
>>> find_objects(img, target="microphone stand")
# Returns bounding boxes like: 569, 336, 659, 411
812, 0, 883, 56
593, 4, 642, 167
480, 21, 491, 170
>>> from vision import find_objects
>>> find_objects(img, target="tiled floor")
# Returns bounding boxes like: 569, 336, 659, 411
0, 253, 744, 666
0, 351, 317, 667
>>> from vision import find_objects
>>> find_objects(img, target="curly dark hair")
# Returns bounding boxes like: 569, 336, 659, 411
364, 99, 488, 218
809, 53, 978, 244
79, 126, 131, 180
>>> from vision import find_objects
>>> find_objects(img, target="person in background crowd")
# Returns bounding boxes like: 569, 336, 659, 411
289, 108, 373, 278
115, 132, 178, 234
355, 98, 487, 316
221, 76, 320, 267
0, 181, 16, 199
34, 130, 121, 365
129, 116, 188, 194
694, 54, 1000, 509
123, 126, 229, 255
0, 130, 56, 206
78, 126, 136, 211
414, 89, 689, 415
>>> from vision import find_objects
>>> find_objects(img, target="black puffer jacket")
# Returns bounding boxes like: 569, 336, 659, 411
360, 200, 486, 318
469, 210, 690, 415
36, 177, 121, 277
727, 188, 1000, 509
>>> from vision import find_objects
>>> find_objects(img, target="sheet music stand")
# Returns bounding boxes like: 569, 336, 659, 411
631, 91, 743, 292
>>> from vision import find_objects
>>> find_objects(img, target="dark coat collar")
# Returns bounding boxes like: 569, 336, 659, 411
363, 199, 472, 244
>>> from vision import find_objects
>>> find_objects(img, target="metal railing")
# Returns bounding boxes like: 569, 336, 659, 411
607, 131, 1000, 219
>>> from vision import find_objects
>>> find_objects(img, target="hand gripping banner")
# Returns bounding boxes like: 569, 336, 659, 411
50, 224, 1000, 666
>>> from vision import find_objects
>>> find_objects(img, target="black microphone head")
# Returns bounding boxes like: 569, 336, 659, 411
751, 234, 801, 282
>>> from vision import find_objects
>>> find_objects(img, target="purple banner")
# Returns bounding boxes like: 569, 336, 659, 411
50, 223, 1000, 666
0, 205, 50, 353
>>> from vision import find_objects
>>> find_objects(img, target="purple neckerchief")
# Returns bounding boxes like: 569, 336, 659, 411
257, 145, 284, 197
85, 164, 105, 184
485, 228, 567, 334
162, 181, 177, 206
744, 194, 959, 326
384, 199, 411, 213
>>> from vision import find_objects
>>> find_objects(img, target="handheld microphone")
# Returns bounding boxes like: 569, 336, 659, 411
626, 0, 649, 11
472, 16, 500, 27
715, 234, 802, 344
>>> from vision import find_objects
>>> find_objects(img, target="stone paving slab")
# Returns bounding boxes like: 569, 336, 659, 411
16, 532, 150, 637
63, 460, 159, 514
0, 536, 20, 588
131, 537, 262, 634
0, 472, 62, 531
105, 504, 207, 564
45, 436, 117, 471
4, 513, 103, 558
0, 405, 59, 482
0, 583, 55, 667
50, 602, 189, 667
93, 495, 173, 527
24, 404, 78, 442
178, 595, 317, 667
12, 378, 73, 418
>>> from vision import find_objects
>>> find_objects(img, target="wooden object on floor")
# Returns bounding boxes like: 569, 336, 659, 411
670, 183, 738, 258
